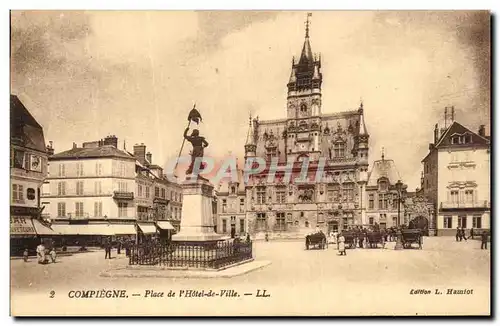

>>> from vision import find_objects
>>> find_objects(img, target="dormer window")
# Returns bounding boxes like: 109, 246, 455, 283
333, 142, 345, 158
379, 180, 388, 192
231, 186, 236, 194
451, 134, 472, 145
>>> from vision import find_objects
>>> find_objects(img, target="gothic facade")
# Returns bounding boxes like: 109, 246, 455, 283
242, 23, 370, 236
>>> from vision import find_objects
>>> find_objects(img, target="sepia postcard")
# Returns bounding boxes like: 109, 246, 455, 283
9, 10, 491, 316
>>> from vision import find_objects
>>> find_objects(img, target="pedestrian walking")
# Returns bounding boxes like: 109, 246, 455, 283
461, 227, 467, 242
117, 240, 122, 255
481, 231, 488, 250
469, 228, 475, 240
23, 248, 29, 262
338, 232, 346, 256
455, 226, 461, 242
49, 247, 57, 263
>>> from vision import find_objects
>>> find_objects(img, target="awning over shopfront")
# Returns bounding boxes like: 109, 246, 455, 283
156, 221, 175, 230
32, 219, 58, 236
52, 224, 115, 236
110, 224, 137, 235
137, 223, 157, 234
52, 223, 137, 236
10, 216, 36, 236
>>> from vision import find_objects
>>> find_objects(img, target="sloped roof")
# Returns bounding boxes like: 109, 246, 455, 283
367, 159, 402, 187
435, 121, 490, 148
50, 145, 135, 161
10, 95, 46, 153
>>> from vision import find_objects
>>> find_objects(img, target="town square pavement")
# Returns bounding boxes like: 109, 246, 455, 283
11, 237, 490, 316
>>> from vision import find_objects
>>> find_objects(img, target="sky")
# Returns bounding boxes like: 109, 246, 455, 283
10, 11, 490, 190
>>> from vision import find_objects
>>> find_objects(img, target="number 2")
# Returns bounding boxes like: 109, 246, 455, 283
49, 291, 55, 298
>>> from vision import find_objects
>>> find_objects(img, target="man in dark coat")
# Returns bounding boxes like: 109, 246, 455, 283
460, 227, 467, 242
481, 231, 489, 250
104, 240, 112, 259
456, 226, 461, 242
469, 228, 475, 240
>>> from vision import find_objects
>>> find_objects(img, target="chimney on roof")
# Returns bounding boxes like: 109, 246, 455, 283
133, 143, 147, 165
434, 124, 439, 144
46, 141, 54, 156
103, 135, 118, 148
478, 125, 486, 137
146, 152, 152, 164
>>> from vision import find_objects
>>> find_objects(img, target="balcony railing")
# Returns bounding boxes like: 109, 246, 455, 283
113, 191, 134, 200
440, 201, 490, 209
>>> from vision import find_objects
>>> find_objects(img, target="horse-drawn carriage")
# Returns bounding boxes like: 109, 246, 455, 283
400, 229, 423, 249
365, 231, 385, 248
305, 231, 328, 250
342, 230, 357, 249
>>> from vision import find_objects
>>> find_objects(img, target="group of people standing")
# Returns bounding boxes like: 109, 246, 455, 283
27, 241, 57, 264
455, 227, 490, 250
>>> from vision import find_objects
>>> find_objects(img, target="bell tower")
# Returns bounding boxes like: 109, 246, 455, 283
285, 14, 323, 162
286, 13, 322, 119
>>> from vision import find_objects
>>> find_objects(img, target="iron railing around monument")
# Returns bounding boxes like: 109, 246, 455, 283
129, 239, 253, 269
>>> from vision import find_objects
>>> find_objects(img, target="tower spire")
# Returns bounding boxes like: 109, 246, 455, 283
382, 147, 385, 161
299, 13, 313, 64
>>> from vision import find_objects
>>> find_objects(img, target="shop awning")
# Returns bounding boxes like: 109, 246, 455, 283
32, 219, 58, 236
110, 224, 137, 235
156, 221, 175, 230
10, 216, 36, 236
137, 223, 157, 234
51, 224, 115, 236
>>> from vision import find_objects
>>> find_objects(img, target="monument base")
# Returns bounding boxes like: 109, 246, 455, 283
171, 176, 226, 244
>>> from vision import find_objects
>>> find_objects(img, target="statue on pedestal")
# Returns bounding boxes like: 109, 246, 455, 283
183, 127, 209, 175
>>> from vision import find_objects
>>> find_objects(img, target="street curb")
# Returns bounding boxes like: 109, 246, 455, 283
99, 260, 272, 279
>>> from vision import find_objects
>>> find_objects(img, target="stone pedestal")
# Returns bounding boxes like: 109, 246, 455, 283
172, 177, 227, 243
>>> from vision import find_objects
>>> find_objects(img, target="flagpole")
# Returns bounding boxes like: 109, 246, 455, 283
174, 103, 196, 172
174, 120, 191, 172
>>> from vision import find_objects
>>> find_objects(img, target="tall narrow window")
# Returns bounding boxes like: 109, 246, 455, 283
473, 215, 482, 229
239, 198, 245, 213
118, 203, 128, 217
276, 186, 286, 203
57, 182, 66, 196
76, 162, 84, 177
450, 190, 459, 203
458, 215, 467, 228
240, 219, 245, 234
94, 202, 102, 217
58, 164, 65, 177
94, 181, 102, 195
155, 187, 160, 198
256, 213, 267, 231
275, 212, 286, 231
465, 189, 474, 203
76, 181, 84, 195
256, 187, 266, 204
75, 202, 84, 217
161, 188, 165, 199
444, 216, 452, 228
368, 194, 374, 209
222, 220, 227, 233
57, 202, 66, 217
95, 162, 102, 176
343, 183, 354, 201
222, 199, 227, 213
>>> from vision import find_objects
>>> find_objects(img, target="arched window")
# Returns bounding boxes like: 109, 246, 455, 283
300, 104, 307, 113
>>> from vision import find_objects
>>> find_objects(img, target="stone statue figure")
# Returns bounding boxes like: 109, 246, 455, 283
183, 127, 209, 175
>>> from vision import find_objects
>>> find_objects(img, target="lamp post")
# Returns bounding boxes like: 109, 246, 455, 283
394, 180, 405, 250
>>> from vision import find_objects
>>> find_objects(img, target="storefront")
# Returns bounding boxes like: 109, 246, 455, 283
51, 223, 137, 247
156, 220, 175, 244
136, 222, 158, 244
10, 216, 57, 256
